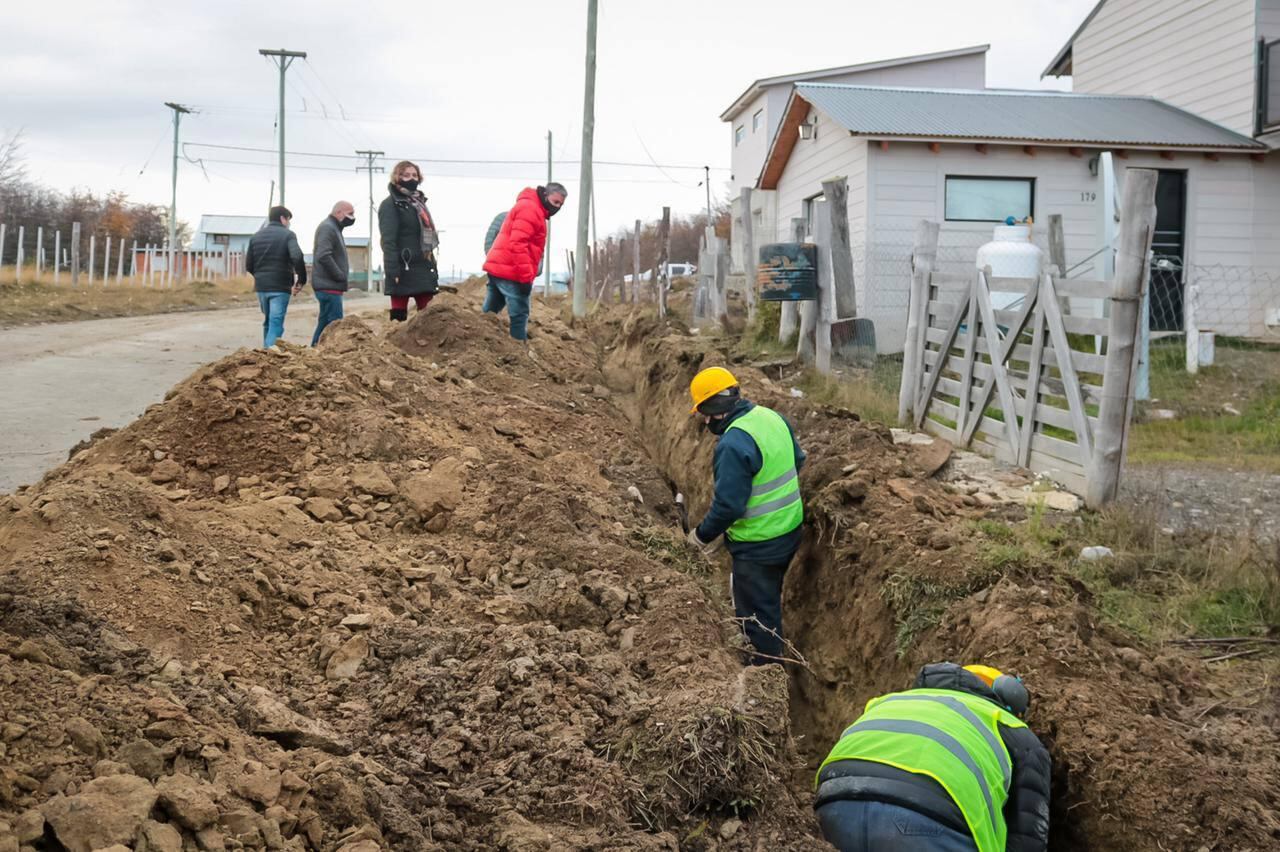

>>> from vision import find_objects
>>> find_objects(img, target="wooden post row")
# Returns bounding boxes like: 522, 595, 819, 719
70, 222, 81, 286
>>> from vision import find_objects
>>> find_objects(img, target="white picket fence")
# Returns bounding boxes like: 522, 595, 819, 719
0, 221, 244, 286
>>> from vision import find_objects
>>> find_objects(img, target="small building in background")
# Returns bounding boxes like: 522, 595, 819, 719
301, 236, 382, 291
192, 215, 266, 255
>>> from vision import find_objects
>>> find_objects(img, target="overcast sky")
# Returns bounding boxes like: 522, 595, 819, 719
1, 0, 1096, 274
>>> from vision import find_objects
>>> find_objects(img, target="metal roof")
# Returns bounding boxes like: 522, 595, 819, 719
793, 83, 1265, 149
196, 214, 266, 236
719, 44, 989, 121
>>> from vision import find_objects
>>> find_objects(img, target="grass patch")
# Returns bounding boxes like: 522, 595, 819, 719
0, 271, 258, 326
795, 359, 901, 426
1070, 506, 1280, 642
630, 528, 711, 577
1129, 340, 1280, 470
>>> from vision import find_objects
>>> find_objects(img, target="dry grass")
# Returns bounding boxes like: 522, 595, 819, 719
0, 270, 256, 326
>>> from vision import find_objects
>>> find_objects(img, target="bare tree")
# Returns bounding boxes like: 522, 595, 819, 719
0, 128, 26, 190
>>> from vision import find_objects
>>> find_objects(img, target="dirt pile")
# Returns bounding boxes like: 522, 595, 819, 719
4, 287, 1278, 851
0, 295, 822, 851
602, 311, 1280, 852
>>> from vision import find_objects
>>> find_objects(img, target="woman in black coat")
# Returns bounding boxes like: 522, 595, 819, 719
378, 160, 440, 321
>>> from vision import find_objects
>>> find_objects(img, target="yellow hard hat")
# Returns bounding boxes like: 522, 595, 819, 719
689, 367, 739, 414
963, 664, 1004, 686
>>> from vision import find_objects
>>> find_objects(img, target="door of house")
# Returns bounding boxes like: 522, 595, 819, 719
1149, 170, 1187, 331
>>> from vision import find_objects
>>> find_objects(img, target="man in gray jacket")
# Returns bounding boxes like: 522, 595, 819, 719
246, 206, 307, 347
311, 201, 355, 345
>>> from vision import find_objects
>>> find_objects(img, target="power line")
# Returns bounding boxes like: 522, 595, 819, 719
182, 140, 729, 171
184, 156, 700, 184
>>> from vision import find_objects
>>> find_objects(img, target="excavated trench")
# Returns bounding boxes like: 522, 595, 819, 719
599, 311, 1280, 852
1, 292, 1276, 851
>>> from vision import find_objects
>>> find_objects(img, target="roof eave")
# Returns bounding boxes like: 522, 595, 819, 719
720, 43, 991, 122
757, 92, 813, 190
854, 133, 1265, 153
1041, 0, 1107, 79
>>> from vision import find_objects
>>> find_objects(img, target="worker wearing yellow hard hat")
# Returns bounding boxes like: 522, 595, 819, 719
814, 662, 1049, 852
686, 366, 806, 665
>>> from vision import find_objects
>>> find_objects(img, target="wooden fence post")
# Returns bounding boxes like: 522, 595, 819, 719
36, 227, 44, 276
810, 198, 835, 372
0, 223, 6, 268
632, 219, 641, 302
53, 230, 61, 284
820, 177, 857, 320
1047, 214, 1067, 276
713, 233, 731, 331
116, 237, 125, 284
15, 226, 24, 283
1087, 168, 1158, 508
1184, 282, 1200, 374
656, 207, 670, 318
130, 241, 138, 281
740, 187, 757, 322
102, 234, 111, 286
779, 217, 804, 343
899, 220, 940, 423
70, 222, 81, 286
88, 235, 96, 286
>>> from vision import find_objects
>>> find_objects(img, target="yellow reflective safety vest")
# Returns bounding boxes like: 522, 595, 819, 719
725, 406, 803, 542
817, 688, 1027, 852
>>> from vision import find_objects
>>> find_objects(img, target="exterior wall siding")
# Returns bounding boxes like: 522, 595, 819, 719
729, 91, 772, 195
1262, 0, 1280, 39
1071, 0, 1257, 136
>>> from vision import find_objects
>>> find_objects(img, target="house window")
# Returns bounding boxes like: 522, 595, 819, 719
752, 109, 763, 132
1259, 38, 1280, 132
735, 125, 745, 146
944, 176, 1035, 222
803, 193, 826, 238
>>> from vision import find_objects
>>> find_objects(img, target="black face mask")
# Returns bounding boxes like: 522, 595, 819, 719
704, 416, 731, 436
339, 216, 355, 228
538, 187, 562, 217
398, 178, 420, 192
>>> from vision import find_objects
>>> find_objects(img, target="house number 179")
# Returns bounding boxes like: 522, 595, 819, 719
1081, 191, 1097, 202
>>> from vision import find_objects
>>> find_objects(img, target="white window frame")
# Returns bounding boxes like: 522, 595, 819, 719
734, 125, 745, 146
944, 175, 1036, 223
752, 109, 763, 132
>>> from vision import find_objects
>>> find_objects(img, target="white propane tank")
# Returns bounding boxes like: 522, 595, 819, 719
976, 224, 1044, 311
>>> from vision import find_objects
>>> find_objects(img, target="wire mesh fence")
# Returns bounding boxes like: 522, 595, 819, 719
1133, 260, 1280, 473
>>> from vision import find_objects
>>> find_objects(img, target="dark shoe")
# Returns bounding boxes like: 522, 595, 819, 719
389, 308, 408, 322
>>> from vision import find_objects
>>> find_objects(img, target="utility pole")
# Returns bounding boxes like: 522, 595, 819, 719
572, 0, 598, 318
544, 130, 552, 297
703, 165, 712, 223
164, 102, 192, 285
258, 48, 307, 207
356, 149, 384, 292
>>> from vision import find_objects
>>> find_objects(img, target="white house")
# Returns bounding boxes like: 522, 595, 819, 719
758, 84, 1271, 352
721, 45, 988, 267
736, 1, 1280, 353
192, 214, 266, 254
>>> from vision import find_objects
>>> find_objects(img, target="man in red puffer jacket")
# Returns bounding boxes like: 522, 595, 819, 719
482, 182, 567, 341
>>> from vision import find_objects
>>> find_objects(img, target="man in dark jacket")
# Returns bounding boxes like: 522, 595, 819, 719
246, 206, 307, 347
482, 183, 566, 341
311, 200, 354, 346
814, 662, 1051, 852
686, 366, 805, 665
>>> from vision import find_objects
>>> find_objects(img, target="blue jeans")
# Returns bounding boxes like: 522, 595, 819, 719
257, 291, 291, 347
312, 291, 344, 346
730, 555, 791, 665
816, 801, 977, 852
482, 275, 532, 340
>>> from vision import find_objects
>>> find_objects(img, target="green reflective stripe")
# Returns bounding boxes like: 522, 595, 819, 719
750, 468, 797, 498
878, 695, 1010, 788
742, 489, 801, 519
845, 718, 999, 839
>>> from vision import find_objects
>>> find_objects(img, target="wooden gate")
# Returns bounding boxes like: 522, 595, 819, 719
898, 170, 1159, 507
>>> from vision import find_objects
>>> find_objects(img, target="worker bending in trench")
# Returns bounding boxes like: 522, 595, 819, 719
686, 367, 805, 665
814, 662, 1050, 852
